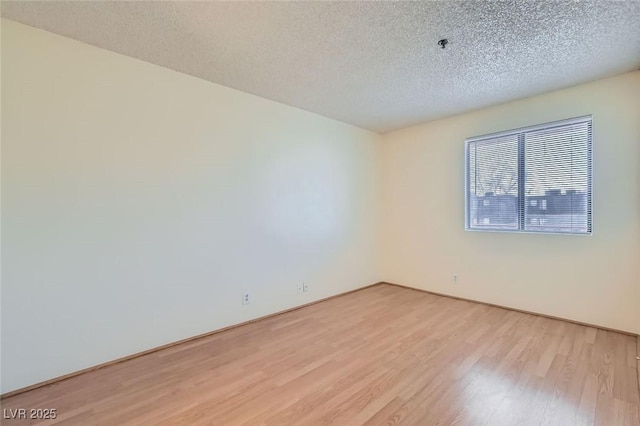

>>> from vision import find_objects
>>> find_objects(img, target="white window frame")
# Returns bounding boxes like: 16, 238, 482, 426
464, 115, 593, 235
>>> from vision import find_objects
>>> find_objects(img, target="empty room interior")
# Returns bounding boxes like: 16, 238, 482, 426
1, 1, 640, 425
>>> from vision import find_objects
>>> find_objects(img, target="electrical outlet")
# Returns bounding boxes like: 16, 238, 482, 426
452, 274, 459, 284
242, 292, 251, 305
303, 282, 309, 292
297, 283, 304, 293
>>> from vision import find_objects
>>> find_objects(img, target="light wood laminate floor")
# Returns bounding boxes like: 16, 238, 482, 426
2, 284, 639, 425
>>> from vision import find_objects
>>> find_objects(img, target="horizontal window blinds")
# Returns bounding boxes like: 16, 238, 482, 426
468, 135, 519, 230
466, 116, 592, 235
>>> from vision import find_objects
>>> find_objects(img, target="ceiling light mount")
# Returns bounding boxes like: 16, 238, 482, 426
437, 39, 449, 49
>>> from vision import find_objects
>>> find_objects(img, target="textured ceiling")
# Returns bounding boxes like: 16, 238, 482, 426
2, 1, 639, 133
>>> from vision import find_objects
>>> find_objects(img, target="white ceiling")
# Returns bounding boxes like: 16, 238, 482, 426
2, 1, 639, 133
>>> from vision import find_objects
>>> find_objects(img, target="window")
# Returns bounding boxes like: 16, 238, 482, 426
465, 116, 592, 235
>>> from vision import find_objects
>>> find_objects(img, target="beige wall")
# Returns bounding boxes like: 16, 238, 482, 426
381, 71, 640, 335
1, 20, 382, 393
